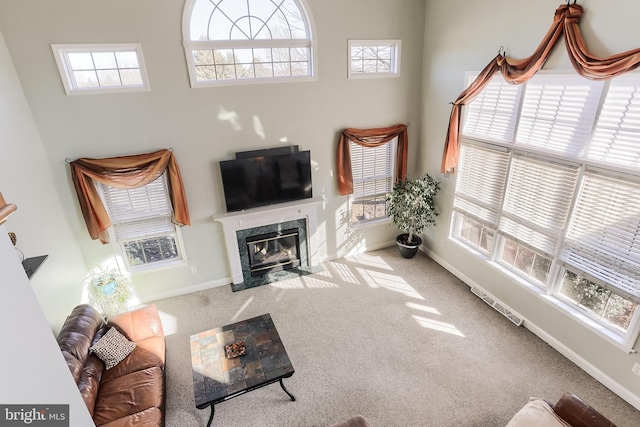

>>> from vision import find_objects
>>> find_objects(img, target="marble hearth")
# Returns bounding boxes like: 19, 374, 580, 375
213, 198, 323, 290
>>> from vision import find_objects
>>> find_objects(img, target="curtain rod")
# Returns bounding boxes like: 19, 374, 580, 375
65, 147, 174, 163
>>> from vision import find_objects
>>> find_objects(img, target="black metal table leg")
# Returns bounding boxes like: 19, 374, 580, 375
279, 378, 296, 401
206, 404, 215, 427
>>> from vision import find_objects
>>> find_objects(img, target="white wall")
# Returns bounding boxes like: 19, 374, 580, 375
0, 0, 426, 318
0, 28, 88, 333
420, 0, 640, 404
0, 223, 94, 426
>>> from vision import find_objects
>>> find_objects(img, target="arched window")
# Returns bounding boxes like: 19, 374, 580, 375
182, 0, 316, 87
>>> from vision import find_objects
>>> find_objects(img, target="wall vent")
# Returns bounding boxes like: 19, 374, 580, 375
470, 286, 524, 326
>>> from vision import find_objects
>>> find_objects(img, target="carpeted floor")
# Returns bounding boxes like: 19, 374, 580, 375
152, 248, 640, 427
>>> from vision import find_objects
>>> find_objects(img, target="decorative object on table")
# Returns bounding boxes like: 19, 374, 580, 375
224, 341, 246, 358
87, 265, 137, 316
386, 173, 441, 258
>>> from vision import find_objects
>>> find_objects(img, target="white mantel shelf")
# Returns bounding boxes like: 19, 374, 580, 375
213, 197, 324, 285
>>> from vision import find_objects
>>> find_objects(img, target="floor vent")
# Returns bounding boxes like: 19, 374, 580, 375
470, 286, 523, 326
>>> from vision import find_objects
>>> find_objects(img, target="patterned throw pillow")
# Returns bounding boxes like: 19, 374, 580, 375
89, 326, 136, 370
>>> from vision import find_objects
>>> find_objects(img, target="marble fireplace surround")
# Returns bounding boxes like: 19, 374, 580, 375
213, 197, 323, 285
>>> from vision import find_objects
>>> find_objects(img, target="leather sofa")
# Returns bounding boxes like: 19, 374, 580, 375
507, 392, 616, 427
331, 393, 615, 427
57, 303, 165, 427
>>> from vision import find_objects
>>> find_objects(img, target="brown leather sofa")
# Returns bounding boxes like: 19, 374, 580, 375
330, 393, 615, 427
57, 303, 165, 427
552, 392, 616, 427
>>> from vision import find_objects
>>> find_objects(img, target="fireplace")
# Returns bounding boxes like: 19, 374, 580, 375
246, 228, 301, 277
213, 198, 323, 291
235, 218, 309, 290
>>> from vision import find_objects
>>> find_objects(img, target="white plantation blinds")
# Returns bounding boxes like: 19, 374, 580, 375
499, 156, 579, 256
586, 75, 640, 169
350, 140, 394, 198
462, 74, 522, 144
453, 144, 509, 226
515, 75, 604, 157
101, 173, 175, 241
561, 172, 640, 300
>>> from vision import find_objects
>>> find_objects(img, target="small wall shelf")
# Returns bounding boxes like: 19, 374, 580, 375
23, 255, 48, 279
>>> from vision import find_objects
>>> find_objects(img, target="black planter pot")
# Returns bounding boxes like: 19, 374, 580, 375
396, 234, 422, 259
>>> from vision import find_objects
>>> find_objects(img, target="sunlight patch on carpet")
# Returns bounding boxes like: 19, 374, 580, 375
412, 315, 465, 337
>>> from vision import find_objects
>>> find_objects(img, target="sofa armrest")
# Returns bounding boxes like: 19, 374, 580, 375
553, 392, 616, 427
108, 304, 165, 366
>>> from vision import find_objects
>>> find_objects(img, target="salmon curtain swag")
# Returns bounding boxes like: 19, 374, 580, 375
70, 149, 191, 243
441, 3, 640, 173
336, 124, 409, 196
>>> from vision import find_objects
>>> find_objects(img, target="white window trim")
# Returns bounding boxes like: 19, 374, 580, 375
347, 39, 401, 79
181, 0, 318, 88
348, 138, 397, 228
51, 43, 150, 95
95, 177, 188, 272
449, 235, 638, 353
451, 69, 640, 349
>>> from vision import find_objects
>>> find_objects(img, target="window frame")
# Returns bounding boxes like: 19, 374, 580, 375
348, 137, 398, 228
450, 69, 640, 351
181, 0, 317, 88
51, 43, 150, 95
96, 173, 188, 272
347, 39, 401, 79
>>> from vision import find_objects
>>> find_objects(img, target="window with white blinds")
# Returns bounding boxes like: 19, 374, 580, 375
515, 74, 603, 158
349, 139, 396, 225
561, 172, 640, 301
100, 173, 184, 268
462, 74, 522, 144
453, 143, 509, 226
452, 70, 640, 346
499, 155, 579, 256
586, 75, 640, 170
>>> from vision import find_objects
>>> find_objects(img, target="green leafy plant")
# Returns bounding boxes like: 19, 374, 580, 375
387, 173, 441, 246
87, 266, 136, 316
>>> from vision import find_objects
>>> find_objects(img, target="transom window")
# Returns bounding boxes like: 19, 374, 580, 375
451, 71, 640, 350
182, 0, 316, 87
349, 139, 396, 226
51, 44, 150, 95
348, 40, 401, 79
98, 173, 186, 270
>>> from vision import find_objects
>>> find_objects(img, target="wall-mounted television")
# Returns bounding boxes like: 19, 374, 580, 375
220, 147, 312, 212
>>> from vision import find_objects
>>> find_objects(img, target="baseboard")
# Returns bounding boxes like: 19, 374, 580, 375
139, 277, 231, 304
421, 246, 640, 411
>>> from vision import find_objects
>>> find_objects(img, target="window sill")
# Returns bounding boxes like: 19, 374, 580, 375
449, 237, 636, 353
127, 259, 189, 274
349, 217, 393, 230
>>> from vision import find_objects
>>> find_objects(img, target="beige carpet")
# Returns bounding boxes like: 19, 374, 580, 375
152, 248, 640, 427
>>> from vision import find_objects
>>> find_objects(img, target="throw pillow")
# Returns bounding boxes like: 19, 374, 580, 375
89, 326, 136, 370
506, 397, 571, 427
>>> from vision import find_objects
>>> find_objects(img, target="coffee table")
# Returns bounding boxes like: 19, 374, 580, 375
191, 313, 295, 426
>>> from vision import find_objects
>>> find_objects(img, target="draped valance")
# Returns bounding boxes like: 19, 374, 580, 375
441, 3, 640, 173
70, 149, 190, 243
336, 124, 409, 196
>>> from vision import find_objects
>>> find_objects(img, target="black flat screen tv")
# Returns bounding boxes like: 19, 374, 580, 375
220, 149, 312, 212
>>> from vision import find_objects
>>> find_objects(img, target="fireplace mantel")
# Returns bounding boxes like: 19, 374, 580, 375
213, 197, 323, 285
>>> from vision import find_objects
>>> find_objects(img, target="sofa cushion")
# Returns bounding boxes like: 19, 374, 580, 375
506, 397, 571, 427
553, 392, 617, 427
93, 366, 164, 426
108, 304, 165, 366
101, 345, 164, 384
96, 407, 163, 427
90, 326, 137, 370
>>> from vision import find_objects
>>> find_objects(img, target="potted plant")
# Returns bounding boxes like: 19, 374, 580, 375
87, 266, 137, 317
386, 173, 441, 258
